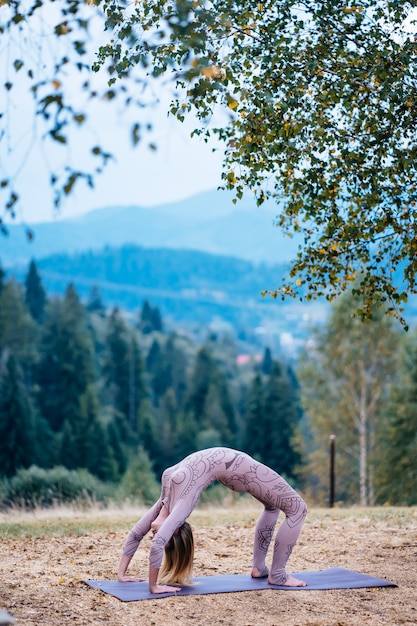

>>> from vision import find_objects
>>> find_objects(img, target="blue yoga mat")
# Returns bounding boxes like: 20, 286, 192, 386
84, 568, 397, 601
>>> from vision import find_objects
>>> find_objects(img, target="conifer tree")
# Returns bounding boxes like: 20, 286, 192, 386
149, 335, 188, 408
0, 354, 35, 476
104, 309, 147, 436
136, 398, 159, 465
376, 333, 417, 505
108, 420, 127, 477
155, 388, 181, 472
0, 279, 37, 365
242, 373, 265, 459
59, 419, 79, 470
209, 369, 237, 446
174, 409, 199, 460
139, 300, 163, 334
185, 346, 237, 448
263, 361, 301, 479
261, 347, 273, 376
24, 260, 47, 323
86, 285, 105, 313
146, 339, 161, 379
32, 412, 56, 470
87, 419, 118, 482
36, 285, 94, 433
57, 386, 119, 480
186, 346, 213, 423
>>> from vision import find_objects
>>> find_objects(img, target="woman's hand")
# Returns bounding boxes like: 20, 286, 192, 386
117, 554, 146, 582
118, 575, 145, 583
149, 583, 181, 594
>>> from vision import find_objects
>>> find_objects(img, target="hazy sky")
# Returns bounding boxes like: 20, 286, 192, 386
4, 96, 226, 225
1, 5, 227, 226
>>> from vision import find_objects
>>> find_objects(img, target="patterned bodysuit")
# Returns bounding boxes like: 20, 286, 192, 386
123, 447, 307, 584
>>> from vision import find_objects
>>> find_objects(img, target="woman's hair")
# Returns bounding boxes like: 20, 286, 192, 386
158, 522, 194, 585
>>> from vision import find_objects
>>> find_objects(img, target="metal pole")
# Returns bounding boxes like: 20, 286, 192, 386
329, 434, 336, 508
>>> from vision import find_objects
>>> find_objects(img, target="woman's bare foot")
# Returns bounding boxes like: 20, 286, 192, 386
251, 566, 269, 578
268, 574, 307, 587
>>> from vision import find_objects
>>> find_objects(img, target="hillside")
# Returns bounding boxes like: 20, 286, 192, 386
8, 245, 327, 345
1, 189, 299, 266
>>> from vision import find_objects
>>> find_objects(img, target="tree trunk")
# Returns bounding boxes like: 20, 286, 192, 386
359, 377, 368, 506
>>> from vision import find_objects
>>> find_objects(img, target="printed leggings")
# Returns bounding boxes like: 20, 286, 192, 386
252, 488, 307, 583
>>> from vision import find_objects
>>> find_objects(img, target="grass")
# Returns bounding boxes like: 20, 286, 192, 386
0, 498, 416, 539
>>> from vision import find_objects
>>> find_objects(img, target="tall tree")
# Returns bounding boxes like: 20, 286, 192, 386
59, 385, 118, 480
298, 289, 399, 505
376, 332, 417, 505
108, 419, 128, 478
36, 285, 94, 433
186, 346, 214, 423
242, 373, 265, 459
139, 300, 163, 334
104, 308, 147, 436
0, 354, 35, 477
262, 361, 301, 479
210, 368, 237, 446
261, 348, 273, 376
0, 278, 37, 366
149, 335, 188, 408
24, 260, 47, 323
185, 345, 237, 448
86, 285, 105, 314
155, 388, 182, 472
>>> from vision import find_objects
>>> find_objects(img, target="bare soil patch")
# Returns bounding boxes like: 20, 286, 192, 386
1, 505, 416, 626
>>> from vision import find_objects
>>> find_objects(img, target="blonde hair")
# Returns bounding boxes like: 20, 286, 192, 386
158, 522, 194, 585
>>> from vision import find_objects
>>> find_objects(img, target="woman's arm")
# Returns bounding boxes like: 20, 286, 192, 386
149, 565, 180, 594
118, 499, 163, 582
117, 554, 144, 582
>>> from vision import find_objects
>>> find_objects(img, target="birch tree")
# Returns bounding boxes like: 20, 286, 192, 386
298, 290, 399, 505
376, 331, 417, 504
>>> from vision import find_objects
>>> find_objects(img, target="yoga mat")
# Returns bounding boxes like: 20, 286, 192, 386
84, 568, 397, 601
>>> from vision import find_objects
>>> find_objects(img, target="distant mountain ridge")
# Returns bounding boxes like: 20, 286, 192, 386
1, 189, 299, 267
6, 243, 325, 340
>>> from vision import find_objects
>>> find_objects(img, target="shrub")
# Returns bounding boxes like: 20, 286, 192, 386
0, 477, 7, 509
118, 447, 160, 504
3, 465, 111, 509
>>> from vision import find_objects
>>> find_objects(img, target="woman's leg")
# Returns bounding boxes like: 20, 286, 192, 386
269, 491, 307, 586
251, 507, 280, 577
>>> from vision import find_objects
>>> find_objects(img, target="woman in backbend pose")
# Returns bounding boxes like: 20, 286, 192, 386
117, 447, 308, 594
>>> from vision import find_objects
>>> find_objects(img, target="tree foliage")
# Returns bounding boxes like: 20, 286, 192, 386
243, 362, 302, 480
0, 354, 35, 477
96, 0, 417, 321
376, 331, 417, 504
2, 1, 417, 319
36, 284, 94, 432
298, 288, 399, 505
24, 260, 47, 323
103, 308, 147, 435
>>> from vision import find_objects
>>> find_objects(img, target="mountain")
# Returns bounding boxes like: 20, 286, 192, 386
1, 189, 299, 267
7, 244, 326, 344
2, 189, 327, 344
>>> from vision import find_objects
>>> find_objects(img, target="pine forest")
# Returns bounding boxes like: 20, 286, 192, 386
0, 260, 416, 508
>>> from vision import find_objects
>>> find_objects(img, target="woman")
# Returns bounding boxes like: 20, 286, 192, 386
117, 447, 308, 594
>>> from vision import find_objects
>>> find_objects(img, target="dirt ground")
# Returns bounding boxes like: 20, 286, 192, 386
0, 505, 416, 626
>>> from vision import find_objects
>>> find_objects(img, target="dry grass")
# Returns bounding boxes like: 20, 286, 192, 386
1, 502, 416, 625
